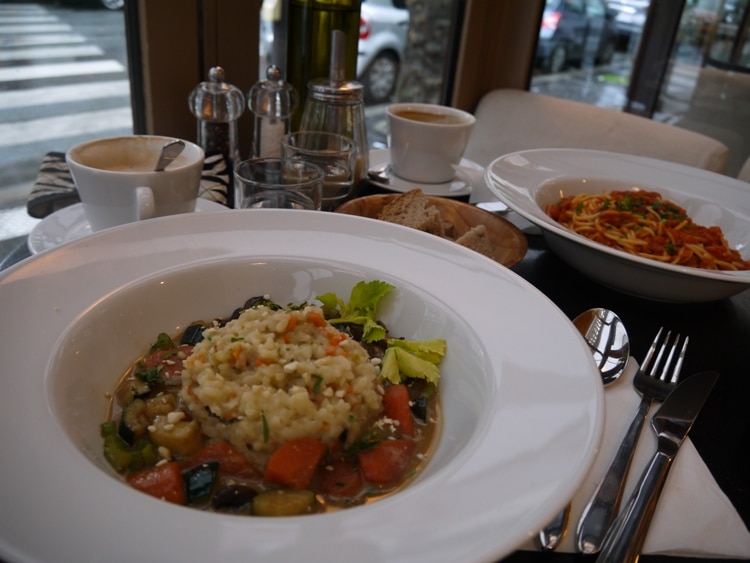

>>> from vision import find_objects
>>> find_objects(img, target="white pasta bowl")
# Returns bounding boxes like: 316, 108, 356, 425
486, 148, 750, 302
0, 209, 602, 563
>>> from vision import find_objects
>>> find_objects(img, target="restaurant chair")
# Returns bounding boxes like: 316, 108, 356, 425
463, 89, 730, 174
738, 155, 750, 183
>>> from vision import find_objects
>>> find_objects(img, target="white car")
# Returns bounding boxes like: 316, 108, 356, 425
357, 0, 409, 104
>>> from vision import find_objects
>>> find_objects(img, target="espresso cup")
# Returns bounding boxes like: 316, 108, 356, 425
386, 103, 476, 184
66, 135, 204, 232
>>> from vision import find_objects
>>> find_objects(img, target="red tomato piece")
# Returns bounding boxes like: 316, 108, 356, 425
143, 344, 193, 384
383, 384, 415, 437
127, 461, 186, 505
316, 457, 363, 497
183, 440, 262, 481
265, 437, 327, 489
358, 439, 415, 485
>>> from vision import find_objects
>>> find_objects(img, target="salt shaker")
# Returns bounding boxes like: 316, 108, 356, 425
248, 65, 298, 158
188, 66, 245, 206
299, 30, 369, 192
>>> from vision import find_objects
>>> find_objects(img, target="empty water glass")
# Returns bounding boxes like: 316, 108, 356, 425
281, 131, 355, 211
234, 158, 324, 210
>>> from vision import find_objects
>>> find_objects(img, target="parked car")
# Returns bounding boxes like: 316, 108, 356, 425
357, 0, 409, 103
606, 0, 650, 51
536, 0, 618, 73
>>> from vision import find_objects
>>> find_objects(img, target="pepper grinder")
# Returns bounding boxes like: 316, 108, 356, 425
299, 30, 369, 191
188, 66, 245, 206
248, 65, 298, 158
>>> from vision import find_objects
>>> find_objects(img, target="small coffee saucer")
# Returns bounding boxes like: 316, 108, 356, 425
27, 200, 227, 255
366, 148, 477, 198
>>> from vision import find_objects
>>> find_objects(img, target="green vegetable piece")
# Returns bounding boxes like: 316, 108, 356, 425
317, 280, 395, 343
392, 347, 441, 384
387, 338, 447, 364
380, 348, 402, 384
102, 422, 134, 472
149, 332, 175, 353
252, 489, 317, 516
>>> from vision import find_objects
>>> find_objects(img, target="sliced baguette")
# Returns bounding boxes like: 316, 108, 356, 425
455, 224, 495, 259
377, 189, 445, 236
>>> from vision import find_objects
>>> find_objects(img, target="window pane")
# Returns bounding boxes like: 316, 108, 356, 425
0, 1, 132, 250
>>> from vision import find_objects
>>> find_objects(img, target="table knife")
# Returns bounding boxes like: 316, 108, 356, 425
595, 370, 719, 563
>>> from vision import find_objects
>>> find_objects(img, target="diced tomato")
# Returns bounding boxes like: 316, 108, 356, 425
127, 461, 186, 505
358, 439, 415, 485
142, 344, 194, 384
265, 437, 327, 489
383, 384, 415, 437
315, 456, 363, 497
183, 440, 262, 481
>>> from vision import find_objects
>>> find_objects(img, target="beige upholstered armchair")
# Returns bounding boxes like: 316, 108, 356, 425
463, 89, 730, 175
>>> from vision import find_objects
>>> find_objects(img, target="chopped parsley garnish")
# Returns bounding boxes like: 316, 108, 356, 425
312, 374, 323, 394
261, 410, 269, 442
149, 332, 175, 353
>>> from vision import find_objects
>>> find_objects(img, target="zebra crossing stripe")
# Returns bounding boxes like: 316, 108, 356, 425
0, 107, 133, 148
0, 33, 87, 47
0, 60, 125, 82
0, 80, 130, 110
0, 45, 104, 61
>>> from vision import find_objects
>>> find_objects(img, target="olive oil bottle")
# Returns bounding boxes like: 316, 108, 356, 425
286, 0, 362, 130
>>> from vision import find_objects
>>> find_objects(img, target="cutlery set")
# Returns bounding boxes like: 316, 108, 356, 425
540, 321, 718, 562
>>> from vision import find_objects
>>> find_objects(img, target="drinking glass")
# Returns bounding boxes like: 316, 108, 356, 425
281, 131, 355, 211
234, 158, 324, 210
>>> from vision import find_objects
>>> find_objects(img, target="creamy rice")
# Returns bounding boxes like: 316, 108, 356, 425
180, 304, 383, 461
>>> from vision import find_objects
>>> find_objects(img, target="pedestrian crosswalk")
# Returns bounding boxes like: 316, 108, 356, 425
0, 2, 132, 243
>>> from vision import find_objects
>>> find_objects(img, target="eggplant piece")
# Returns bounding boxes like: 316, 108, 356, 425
118, 398, 149, 445
410, 396, 429, 424
212, 484, 257, 510
180, 323, 206, 346
183, 461, 219, 504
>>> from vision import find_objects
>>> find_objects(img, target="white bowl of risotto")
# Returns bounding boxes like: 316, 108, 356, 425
486, 148, 750, 302
0, 209, 602, 563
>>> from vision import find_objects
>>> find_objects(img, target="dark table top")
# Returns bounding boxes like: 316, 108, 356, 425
2, 230, 749, 563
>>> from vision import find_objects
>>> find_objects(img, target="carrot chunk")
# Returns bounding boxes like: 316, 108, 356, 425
127, 461, 186, 505
383, 384, 415, 437
265, 437, 327, 489
358, 439, 415, 485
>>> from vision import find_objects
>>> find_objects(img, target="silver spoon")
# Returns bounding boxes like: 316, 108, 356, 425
154, 139, 185, 171
538, 307, 630, 551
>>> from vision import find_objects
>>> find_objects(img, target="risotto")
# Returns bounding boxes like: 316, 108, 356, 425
181, 304, 383, 461
102, 282, 446, 515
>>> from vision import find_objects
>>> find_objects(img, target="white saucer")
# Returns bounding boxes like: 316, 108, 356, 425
27, 199, 227, 255
367, 148, 477, 198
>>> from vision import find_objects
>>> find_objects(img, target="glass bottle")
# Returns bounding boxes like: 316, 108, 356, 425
247, 65, 298, 158
286, 0, 362, 130
188, 67, 245, 207
300, 30, 369, 194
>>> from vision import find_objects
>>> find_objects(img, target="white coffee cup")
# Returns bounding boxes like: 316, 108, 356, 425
386, 103, 476, 184
66, 135, 205, 232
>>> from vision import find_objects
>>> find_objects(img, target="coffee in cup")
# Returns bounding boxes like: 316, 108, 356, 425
67, 135, 204, 231
386, 103, 476, 184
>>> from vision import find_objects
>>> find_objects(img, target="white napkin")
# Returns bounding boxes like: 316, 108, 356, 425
520, 358, 750, 557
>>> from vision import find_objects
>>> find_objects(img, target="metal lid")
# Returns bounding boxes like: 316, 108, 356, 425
306, 29, 364, 105
248, 65, 298, 119
188, 66, 245, 122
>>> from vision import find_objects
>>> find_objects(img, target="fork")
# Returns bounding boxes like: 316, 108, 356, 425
575, 328, 689, 554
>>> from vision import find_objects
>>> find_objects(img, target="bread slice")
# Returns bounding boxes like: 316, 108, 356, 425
377, 189, 445, 236
455, 224, 495, 259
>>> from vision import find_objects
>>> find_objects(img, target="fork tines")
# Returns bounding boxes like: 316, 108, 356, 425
644, 327, 689, 383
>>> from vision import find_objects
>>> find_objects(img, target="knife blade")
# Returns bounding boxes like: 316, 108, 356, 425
595, 370, 719, 563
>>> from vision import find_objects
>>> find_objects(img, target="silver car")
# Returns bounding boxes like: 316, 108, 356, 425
357, 0, 409, 104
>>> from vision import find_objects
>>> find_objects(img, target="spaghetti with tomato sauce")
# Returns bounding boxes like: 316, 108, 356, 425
546, 190, 750, 271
